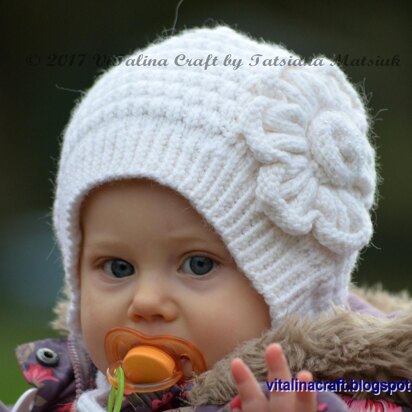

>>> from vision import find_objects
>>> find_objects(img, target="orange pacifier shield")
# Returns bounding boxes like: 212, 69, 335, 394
104, 327, 207, 393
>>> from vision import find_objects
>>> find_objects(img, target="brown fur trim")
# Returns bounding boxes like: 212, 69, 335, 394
187, 305, 412, 407
350, 282, 412, 313
50, 282, 71, 336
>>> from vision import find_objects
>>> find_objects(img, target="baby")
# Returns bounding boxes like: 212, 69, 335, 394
4, 25, 412, 412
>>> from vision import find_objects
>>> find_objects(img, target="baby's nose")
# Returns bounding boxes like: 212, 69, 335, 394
127, 277, 178, 322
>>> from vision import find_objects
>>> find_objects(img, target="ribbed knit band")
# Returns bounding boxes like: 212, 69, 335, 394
52, 25, 377, 338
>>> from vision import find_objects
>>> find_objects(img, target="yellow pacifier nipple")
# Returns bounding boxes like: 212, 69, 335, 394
122, 346, 176, 384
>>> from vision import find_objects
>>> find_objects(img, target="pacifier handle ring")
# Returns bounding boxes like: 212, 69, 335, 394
107, 367, 125, 412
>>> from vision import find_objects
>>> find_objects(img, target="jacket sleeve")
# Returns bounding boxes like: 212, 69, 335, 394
0, 388, 38, 412
0, 401, 11, 412
338, 394, 412, 411
183, 390, 351, 412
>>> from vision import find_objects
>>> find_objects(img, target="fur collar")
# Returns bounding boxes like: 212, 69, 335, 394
187, 284, 412, 407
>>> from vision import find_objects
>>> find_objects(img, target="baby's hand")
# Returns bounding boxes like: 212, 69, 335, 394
230, 343, 317, 412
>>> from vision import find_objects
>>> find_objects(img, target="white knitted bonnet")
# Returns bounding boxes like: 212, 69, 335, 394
52, 25, 378, 338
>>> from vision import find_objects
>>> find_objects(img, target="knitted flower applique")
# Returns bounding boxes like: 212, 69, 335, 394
237, 60, 377, 256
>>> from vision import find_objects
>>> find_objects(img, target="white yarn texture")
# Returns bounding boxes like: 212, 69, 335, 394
52, 25, 378, 338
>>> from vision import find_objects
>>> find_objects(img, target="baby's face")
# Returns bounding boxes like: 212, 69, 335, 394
79, 179, 271, 373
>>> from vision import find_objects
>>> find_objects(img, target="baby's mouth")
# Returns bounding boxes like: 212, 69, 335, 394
104, 327, 206, 393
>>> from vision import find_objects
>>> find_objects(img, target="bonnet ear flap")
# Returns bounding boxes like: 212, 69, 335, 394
237, 61, 377, 256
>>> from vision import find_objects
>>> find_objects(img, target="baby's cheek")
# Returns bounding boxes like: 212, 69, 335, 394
205, 305, 268, 367
195, 309, 245, 368
80, 310, 108, 372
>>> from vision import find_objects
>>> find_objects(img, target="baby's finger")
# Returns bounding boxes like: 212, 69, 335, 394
295, 370, 317, 412
231, 358, 269, 412
266, 343, 294, 412
266, 343, 292, 382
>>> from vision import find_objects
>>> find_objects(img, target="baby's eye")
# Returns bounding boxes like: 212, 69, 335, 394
181, 256, 217, 277
103, 259, 135, 278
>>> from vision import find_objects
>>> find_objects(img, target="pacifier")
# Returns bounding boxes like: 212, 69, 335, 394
104, 327, 207, 396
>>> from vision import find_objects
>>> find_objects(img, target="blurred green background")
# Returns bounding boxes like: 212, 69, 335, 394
1, 0, 411, 405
